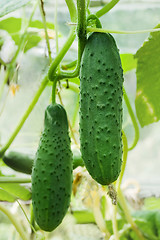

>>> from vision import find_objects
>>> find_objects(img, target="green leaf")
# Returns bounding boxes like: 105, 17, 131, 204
0, 183, 31, 201
132, 210, 157, 239
144, 197, 160, 210
0, 17, 21, 33
0, 188, 16, 202
134, 24, 160, 127
24, 34, 42, 52
0, 18, 54, 34
130, 219, 157, 240
120, 53, 137, 73
73, 210, 95, 223
0, 0, 31, 18
29, 20, 54, 30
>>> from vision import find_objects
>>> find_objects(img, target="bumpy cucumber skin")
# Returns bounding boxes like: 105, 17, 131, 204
80, 32, 124, 185
31, 104, 73, 232
3, 151, 33, 175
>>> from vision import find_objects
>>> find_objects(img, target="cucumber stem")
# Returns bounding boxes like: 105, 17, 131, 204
54, 0, 87, 81
0, 70, 10, 101
112, 204, 119, 240
0, 1, 38, 102
11, 0, 38, 65
0, 177, 31, 183
65, 0, 77, 23
52, 78, 57, 104
48, 27, 76, 80
116, 130, 128, 191
39, 0, 52, 63
0, 204, 29, 240
118, 188, 146, 240
123, 87, 140, 151
57, 91, 79, 146
87, 26, 160, 34
96, 0, 119, 18
0, 76, 48, 157
48, 0, 77, 80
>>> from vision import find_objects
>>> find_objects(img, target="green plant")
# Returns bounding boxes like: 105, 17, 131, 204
0, 0, 160, 239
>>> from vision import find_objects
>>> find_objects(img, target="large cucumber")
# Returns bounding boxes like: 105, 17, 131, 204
79, 32, 124, 185
31, 104, 73, 232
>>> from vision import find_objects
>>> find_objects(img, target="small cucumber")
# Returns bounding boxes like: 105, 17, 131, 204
31, 104, 73, 232
80, 32, 124, 185
3, 151, 33, 175
3, 149, 83, 175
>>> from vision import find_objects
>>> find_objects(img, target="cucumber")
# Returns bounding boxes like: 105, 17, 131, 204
79, 32, 124, 185
3, 151, 33, 175
31, 104, 73, 232
3, 149, 83, 175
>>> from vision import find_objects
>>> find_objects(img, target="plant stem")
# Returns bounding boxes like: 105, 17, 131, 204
96, 0, 119, 18
72, 94, 79, 128
57, 92, 79, 146
116, 130, 128, 191
11, 0, 38, 65
0, 76, 48, 157
61, 81, 79, 93
55, 0, 87, 81
65, 0, 77, 22
30, 204, 36, 239
39, 0, 52, 63
87, 26, 160, 34
0, 204, 29, 240
112, 205, 119, 240
0, 70, 9, 101
61, 60, 77, 70
52, 78, 57, 104
118, 188, 146, 240
0, 177, 31, 183
0, 1, 38, 102
48, 27, 76, 80
123, 87, 139, 151
48, 0, 77, 80
93, 193, 111, 239
77, 0, 87, 56
55, 0, 59, 57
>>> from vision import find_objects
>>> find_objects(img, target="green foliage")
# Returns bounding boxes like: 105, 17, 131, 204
144, 197, 160, 210
0, 17, 55, 53
120, 53, 137, 73
0, 183, 31, 201
0, 17, 21, 33
0, 0, 31, 17
0, 188, 17, 202
29, 20, 54, 30
80, 32, 123, 185
24, 34, 42, 53
73, 210, 95, 224
135, 24, 160, 127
